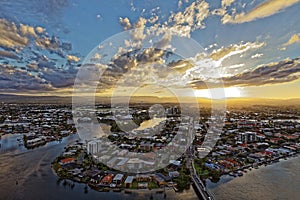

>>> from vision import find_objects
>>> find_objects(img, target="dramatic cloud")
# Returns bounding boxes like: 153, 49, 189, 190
0, 14, 80, 94
0, 19, 46, 50
40, 67, 77, 88
0, 19, 29, 49
91, 37, 268, 95
0, 64, 53, 92
283, 33, 300, 46
191, 56, 300, 89
0, 18, 73, 63
210, 41, 265, 62
222, 0, 300, 24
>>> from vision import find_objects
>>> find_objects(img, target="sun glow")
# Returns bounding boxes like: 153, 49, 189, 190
194, 87, 242, 99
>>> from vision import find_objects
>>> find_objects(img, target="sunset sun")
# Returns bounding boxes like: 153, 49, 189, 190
194, 87, 242, 99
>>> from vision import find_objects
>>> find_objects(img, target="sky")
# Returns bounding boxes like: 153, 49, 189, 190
0, 0, 300, 99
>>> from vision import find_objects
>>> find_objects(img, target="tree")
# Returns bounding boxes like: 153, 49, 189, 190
210, 170, 221, 183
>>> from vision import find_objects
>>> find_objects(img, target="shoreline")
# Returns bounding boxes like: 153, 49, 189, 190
52, 167, 186, 195
223, 152, 300, 177
206, 154, 300, 200
206, 153, 300, 190
51, 167, 197, 198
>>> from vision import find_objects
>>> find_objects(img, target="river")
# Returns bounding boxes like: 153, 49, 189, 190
134, 117, 166, 131
207, 155, 300, 200
0, 134, 198, 200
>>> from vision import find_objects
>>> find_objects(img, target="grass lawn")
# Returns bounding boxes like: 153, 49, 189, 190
148, 181, 159, 189
130, 181, 138, 189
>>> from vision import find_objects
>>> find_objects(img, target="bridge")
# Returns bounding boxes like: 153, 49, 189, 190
186, 146, 215, 200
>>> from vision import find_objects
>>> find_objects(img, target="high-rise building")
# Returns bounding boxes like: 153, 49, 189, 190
87, 141, 98, 154
238, 131, 257, 143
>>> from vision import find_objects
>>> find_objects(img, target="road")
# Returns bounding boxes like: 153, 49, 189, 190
186, 146, 215, 200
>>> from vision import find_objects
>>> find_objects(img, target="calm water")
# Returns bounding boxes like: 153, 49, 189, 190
0, 134, 198, 200
134, 117, 166, 131
207, 156, 300, 200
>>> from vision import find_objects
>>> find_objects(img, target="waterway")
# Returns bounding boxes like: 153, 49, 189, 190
134, 117, 166, 131
0, 134, 198, 200
207, 155, 300, 200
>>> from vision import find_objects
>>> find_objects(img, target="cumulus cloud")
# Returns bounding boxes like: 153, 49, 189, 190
0, 18, 71, 62
19, 24, 37, 37
222, 0, 235, 8
120, 0, 210, 39
35, 36, 59, 50
119, 17, 131, 30
35, 26, 45, 34
131, 17, 147, 42
283, 33, 300, 46
222, 0, 300, 24
148, 16, 159, 24
168, 0, 209, 37
0, 18, 29, 49
66, 55, 80, 62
